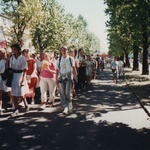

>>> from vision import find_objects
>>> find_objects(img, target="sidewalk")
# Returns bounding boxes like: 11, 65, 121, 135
0, 68, 150, 150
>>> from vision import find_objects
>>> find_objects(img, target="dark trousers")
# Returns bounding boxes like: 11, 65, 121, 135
77, 66, 86, 89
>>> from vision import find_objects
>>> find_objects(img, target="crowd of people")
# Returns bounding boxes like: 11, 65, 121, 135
0, 43, 123, 116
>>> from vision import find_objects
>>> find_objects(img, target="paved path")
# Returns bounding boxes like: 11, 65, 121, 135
0, 69, 150, 150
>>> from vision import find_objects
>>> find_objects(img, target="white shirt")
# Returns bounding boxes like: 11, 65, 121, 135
56, 55, 75, 77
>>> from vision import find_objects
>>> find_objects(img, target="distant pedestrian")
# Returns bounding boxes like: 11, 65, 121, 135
86, 55, 93, 84
99, 57, 105, 76
77, 48, 87, 90
111, 57, 118, 83
118, 58, 124, 79
0, 49, 5, 115
69, 49, 79, 98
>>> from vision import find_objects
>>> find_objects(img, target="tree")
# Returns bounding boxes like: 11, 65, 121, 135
104, 0, 150, 74
0, 0, 43, 46
31, 0, 68, 52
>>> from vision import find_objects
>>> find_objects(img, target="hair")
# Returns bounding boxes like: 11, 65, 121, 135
78, 48, 83, 53
11, 43, 21, 54
22, 49, 29, 53
44, 52, 51, 57
60, 46, 68, 51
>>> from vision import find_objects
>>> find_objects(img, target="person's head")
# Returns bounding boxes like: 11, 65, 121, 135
44, 52, 51, 61
69, 49, 74, 57
114, 57, 117, 61
87, 55, 91, 60
78, 48, 84, 55
39, 52, 44, 61
11, 43, 21, 55
48, 51, 54, 59
22, 49, 31, 58
60, 46, 68, 57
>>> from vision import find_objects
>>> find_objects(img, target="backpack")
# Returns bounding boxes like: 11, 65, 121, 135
77, 54, 86, 60
58, 56, 72, 69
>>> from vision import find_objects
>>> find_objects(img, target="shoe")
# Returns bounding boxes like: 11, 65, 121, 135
63, 106, 69, 114
68, 102, 73, 112
11, 109, 19, 117
25, 106, 30, 111
18, 101, 24, 107
31, 101, 35, 105
49, 102, 54, 107
7, 101, 12, 105
40, 102, 46, 110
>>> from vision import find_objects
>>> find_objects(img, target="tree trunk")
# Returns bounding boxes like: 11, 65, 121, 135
133, 45, 139, 71
125, 53, 130, 68
120, 55, 124, 61
142, 31, 149, 75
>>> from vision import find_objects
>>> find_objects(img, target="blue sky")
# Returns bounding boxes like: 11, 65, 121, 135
56, 0, 109, 53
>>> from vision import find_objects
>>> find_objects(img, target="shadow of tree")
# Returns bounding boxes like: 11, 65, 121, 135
0, 69, 150, 150
0, 111, 150, 150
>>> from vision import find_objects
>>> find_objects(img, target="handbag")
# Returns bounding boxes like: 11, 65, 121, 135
1, 68, 13, 87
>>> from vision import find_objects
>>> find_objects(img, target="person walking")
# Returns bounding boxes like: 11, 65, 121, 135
22, 49, 38, 105
77, 48, 87, 90
0, 49, 5, 115
69, 49, 79, 98
39, 52, 56, 109
118, 57, 124, 79
55, 46, 77, 114
9, 43, 29, 117
111, 57, 118, 83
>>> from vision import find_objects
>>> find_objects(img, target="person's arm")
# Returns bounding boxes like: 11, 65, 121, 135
0, 60, 5, 75
73, 66, 78, 82
20, 69, 26, 87
31, 60, 37, 75
55, 69, 59, 86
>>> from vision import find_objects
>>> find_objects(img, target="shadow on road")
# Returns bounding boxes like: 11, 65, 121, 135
0, 69, 150, 150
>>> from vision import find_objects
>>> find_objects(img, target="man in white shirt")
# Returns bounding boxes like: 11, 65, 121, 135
55, 46, 77, 114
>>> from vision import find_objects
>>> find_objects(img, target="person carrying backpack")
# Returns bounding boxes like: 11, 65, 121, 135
55, 46, 77, 114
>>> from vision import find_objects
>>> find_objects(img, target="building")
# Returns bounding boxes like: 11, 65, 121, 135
0, 14, 12, 49
0, 14, 35, 52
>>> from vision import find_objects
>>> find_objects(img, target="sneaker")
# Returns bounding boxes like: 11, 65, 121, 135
11, 109, 19, 117
63, 106, 69, 114
49, 102, 54, 107
40, 102, 46, 110
18, 101, 24, 107
25, 106, 30, 112
68, 102, 73, 112
31, 101, 35, 105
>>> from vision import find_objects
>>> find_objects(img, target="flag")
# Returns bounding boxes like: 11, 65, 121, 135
0, 26, 7, 48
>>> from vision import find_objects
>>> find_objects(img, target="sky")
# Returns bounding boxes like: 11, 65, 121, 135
56, 0, 109, 54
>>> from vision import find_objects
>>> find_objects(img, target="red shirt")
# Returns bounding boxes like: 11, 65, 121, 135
26, 59, 36, 75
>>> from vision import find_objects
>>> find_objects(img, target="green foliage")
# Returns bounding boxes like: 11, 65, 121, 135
1, 0, 100, 54
0, 0, 43, 46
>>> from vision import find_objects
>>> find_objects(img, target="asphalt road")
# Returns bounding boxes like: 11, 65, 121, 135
0, 69, 150, 150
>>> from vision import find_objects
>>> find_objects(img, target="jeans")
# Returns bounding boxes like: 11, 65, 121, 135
58, 79, 72, 107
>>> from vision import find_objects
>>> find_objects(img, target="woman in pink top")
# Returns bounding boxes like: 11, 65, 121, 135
39, 52, 56, 109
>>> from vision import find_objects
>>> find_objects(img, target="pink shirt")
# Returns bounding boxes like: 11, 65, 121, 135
40, 60, 55, 79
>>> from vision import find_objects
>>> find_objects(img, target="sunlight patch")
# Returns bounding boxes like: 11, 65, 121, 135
22, 135, 35, 139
